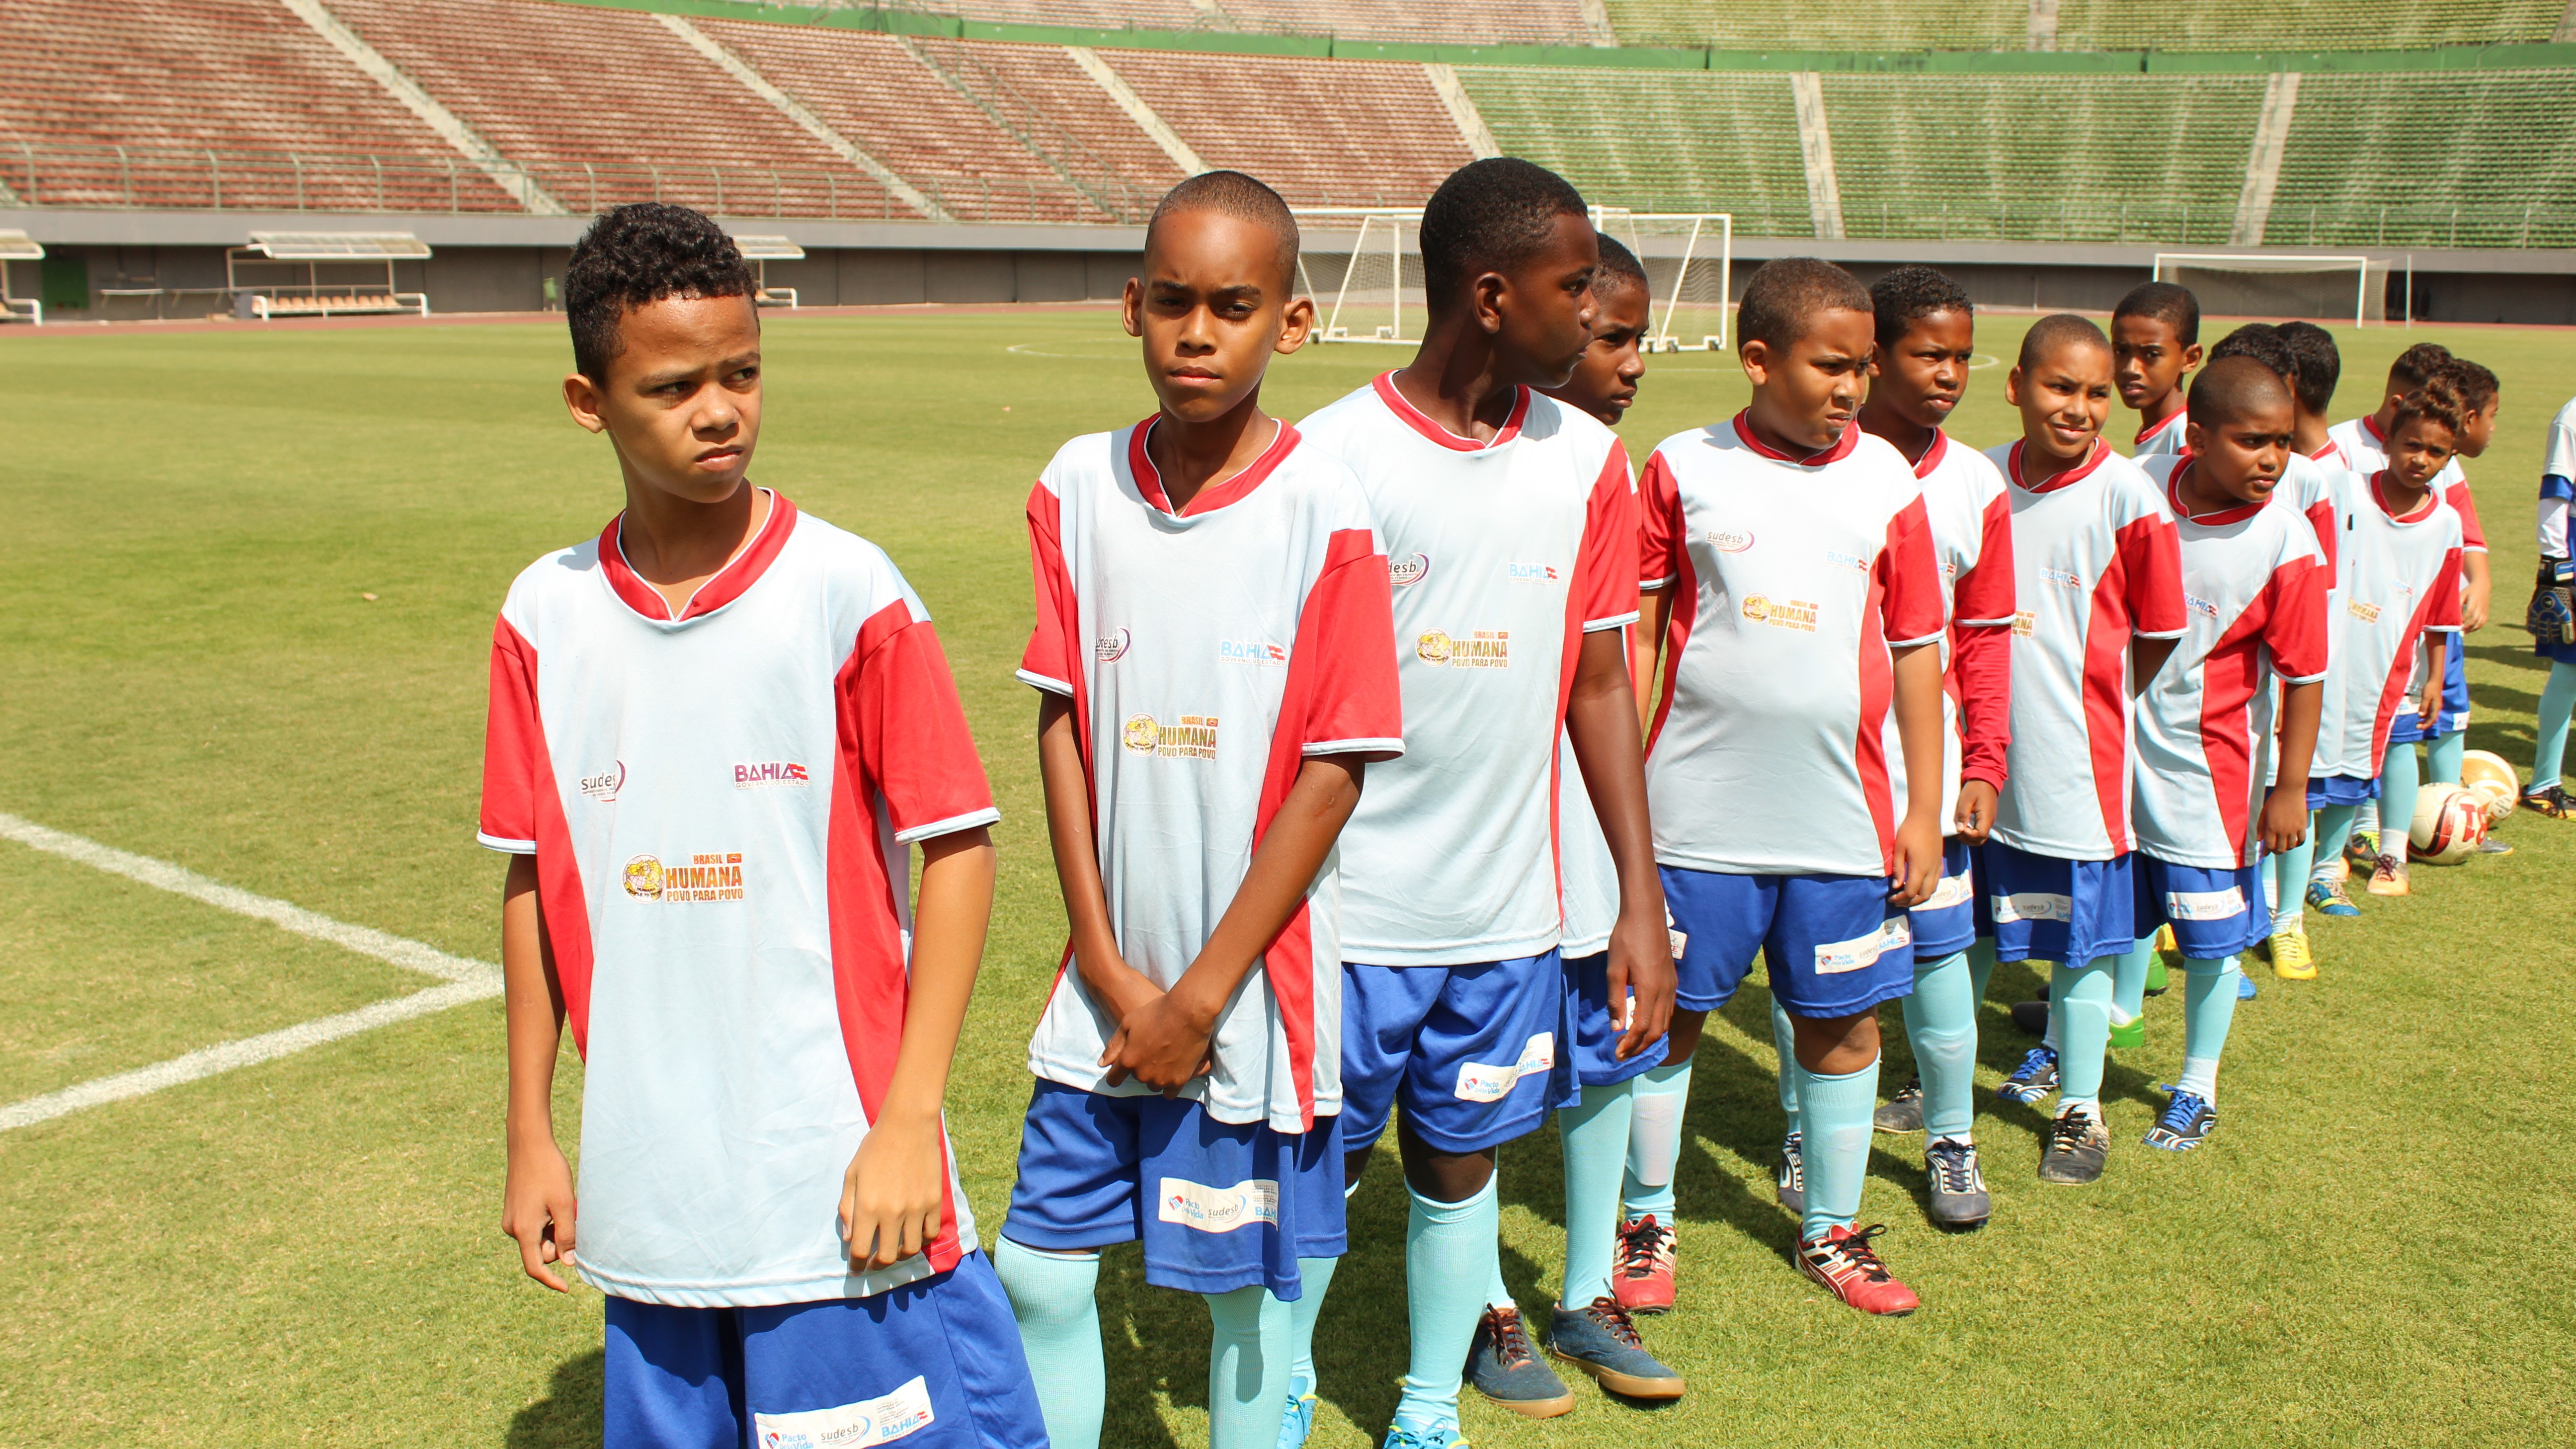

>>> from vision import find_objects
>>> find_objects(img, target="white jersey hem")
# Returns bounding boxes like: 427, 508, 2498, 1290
1654, 848, 1889, 880
1305, 736, 1405, 757
1582, 610, 1642, 632
1015, 668, 1074, 696
1338, 931, 1562, 969
1983, 828, 2123, 864
477, 831, 537, 855
1024, 1057, 1341, 1134
894, 806, 1003, 845
577, 1242, 966, 1307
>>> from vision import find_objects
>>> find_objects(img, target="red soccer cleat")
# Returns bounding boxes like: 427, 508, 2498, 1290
1796, 1224, 1920, 1316
1611, 1214, 1678, 1315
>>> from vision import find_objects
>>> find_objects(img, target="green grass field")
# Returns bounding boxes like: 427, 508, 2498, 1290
3, 308, 2574, 1448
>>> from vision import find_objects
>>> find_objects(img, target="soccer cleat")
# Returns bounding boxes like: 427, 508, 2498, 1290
2269, 928, 2316, 980
1999, 1046, 2059, 1104
2144, 958, 2170, 996
2523, 784, 2576, 819
1611, 1214, 1677, 1315
2477, 836, 2515, 856
2238, 971, 2258, 1000
2037, 1105, 2109, 1185
1796, 1224, 1920, 1316
2142, 1087, 2217, 1151
1279, 1381, 1318, 1449
2107, 1015, 2146, 1050
1464, 1304, 1575, 1418
1546, 1298, 1685, 1400
1775, 1132, 1806, 1215
2307, 877, 2361, 918
1874, 1076, 1926, 1134
2149, 926, 2178, 993
1923, 1135, 1991, 1229
2365, 853, 2410, 896
2010, 999, 2050, 1037
2342, 827, 2380, 871
1381, 1423, 1469, 1449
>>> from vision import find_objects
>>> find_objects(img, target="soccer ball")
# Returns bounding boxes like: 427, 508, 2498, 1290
2460, 750, 2520, 822
2408, 783, 2488, 865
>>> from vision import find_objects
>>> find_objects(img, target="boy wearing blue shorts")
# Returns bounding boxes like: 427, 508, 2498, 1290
1297, 160, 1675, 1449
487, 204, 1045, 1448
995, 173, 1403, 1449
1634, 257, 1950, 1314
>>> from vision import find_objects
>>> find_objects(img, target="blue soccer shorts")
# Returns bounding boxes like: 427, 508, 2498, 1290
1564, 950, 1669, 1088
1908, 837, 1978, 961
1000, 1080, 1343, 1300
602, 1255, 1047, 1449
1974, 841, 2140, 966
2388, 646, 2472, 741
1660, 866, 1914, 1019
1341, 952, 1577, 1155
2135, 855, 2273, 959
2307, 774, 2381, 809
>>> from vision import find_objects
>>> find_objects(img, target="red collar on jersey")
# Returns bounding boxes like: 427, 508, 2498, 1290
1730, 410, 1860, 466
1912, 427, 1949, 480
1372, 370, 1528, 452
2135, 408, 2187, 447
2369, 469, 2441, 523
2361, 413, 2388, 446
2007, 437, 2110, 494
2162, 452, 2267, 525
2310, 439, 2346, 464
1128, 415, 1301, 517
600, 488, 798, 624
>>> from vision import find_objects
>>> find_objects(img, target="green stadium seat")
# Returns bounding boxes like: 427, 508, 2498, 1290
1457, 67, 1816, 238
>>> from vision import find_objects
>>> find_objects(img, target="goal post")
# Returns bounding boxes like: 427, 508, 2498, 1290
1594, 210, 1734, 352
2152, 252, 2378, 325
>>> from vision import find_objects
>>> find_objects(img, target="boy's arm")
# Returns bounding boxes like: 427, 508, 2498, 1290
1887, 642, 1945, 906
1038, 693, 1162, 1035
840, 826, 995, 1269
499, 852, 576, 1292
2131, 635, 2181, 694
2461, 550, 2492, 632
1632, 588, 1672, 734
2262, 681, 2324, 853
1567, 625, 1675, 1059
1104, 755, 1367, 1093
2419, 635, 2449, 732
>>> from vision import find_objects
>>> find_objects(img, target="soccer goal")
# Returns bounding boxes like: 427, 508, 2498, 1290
1595, 210, 1734, 352
2152, 252, 2380, 325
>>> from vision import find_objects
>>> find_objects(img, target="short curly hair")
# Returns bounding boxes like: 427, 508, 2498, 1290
1595, 233, 1649, 301
2274, 321, 2341, 416
565, 202, 756, 383
2114, 281, 2199, 346
2391, 373, 2473, 443
2207, 323, 2297, 388
2436, 356, 2498, 412
1419, 158, 1589, 312
1868, 265, 1972, 349
1737, 256, 1870, 352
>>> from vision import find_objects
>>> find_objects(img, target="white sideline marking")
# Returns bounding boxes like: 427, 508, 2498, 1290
0, 813, 503, 1132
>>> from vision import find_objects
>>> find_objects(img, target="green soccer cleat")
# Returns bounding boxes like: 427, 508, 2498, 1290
2107, 1016, 2146, 1050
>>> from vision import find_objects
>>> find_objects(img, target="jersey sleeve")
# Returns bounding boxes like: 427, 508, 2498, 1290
1296, 527, 1405, 758
2445, 478, 2488, 553
2120, 510, 2189, 640
1952, 486, 2017, 627
2425, 545, 2466, 635
1877, 494, 1945, 647
1637, 449, 1685, 591
1950, 617, 2012, 789
478, 614, 543, 854
2266, 554, 2332, 685
1577, 442, 1642, 631
1016, 479, 1076, 697
845, 603, 1001, 843
2545, 409, 2576, 484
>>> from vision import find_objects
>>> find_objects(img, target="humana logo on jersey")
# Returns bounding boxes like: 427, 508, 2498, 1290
1740, 594, 1818, 632
622, 851, 745, 902
1124, 714, 1219, 758
2348, 600, 2383, 623
1417, 629, 1509, 667
1217, 639, 1287, 666
734, 761, 809, 788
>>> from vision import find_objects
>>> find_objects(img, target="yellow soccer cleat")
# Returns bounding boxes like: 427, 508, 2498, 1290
2270, 929, 2317, 980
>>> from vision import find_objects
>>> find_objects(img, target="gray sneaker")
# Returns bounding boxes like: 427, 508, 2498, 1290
1775, 1130, 1805, 1215
1546, 1297, 1685, 1400
2037, 1106, 2109, 1185
1923, 1135, 1991, 1228
1873, 1076, 1925, 1133
1465, 1303, 1574, 1418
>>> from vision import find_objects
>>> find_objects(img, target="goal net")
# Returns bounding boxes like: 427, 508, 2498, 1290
1595, 210, 1734, 352
2153, 252, 2382, 325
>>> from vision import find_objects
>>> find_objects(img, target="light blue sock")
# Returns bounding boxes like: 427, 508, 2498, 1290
1900, 949, 1977, 1141
1792, 1053, 1880, 1241
1967, 936, 2000, 1009
2537, 660, 2576, 787
2051, 957, 2116, 1115
2111, 934, 2156, 1025
1288, 1255, 1336, 1394
1557, 1079, 1636, 1307
1771, 997, 1800, 1137
1484, 1155, 1512, 1310
2354, 796, 2380, 842
2178, 957, 2240, 1104
993, 1237, 1105, 1449
1205, 1286, 1293, 1449
1389, 1176, 1498, 1436
2426, 730, 2465, 787
1621, 1057, 1691, 1221
2270, 835, 2314, 930
2378, 737, 2420, 850
2312, 804, 2358, 880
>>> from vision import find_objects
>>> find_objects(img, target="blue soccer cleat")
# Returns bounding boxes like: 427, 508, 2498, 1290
2306, 877, 2360, 918
2238, 971, 2257, 1000
1464, 1304, 1573, 1417
1381, 1421, 1471, 1449
1774, 1131, 1805, 1215
1999, 1046, 2059, 1104
1278, 1377, 1318, 1449
1547, 1297, 1685, 1400
2142, 1087, 2217, 1151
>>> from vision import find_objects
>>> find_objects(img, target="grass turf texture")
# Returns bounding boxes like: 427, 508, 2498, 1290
1, 310, 2572, 1448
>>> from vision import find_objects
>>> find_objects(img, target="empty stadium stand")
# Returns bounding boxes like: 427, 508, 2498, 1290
1602, 0, 2559, 51
2269, 68, 2576, 248
899, 0, 1603, 46
1602, 0, 2026, 53
910, 37, 1185, 212
1097, 48, 1472, 206
1459, 67, 1812, 237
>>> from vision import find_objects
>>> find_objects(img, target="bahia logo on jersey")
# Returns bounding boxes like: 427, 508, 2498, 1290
1416, 629, 1510, 667
2186, 594, 2221, 619
579, 761, 625, 804
2041, 567, 2084, 590
1095, 627, 1131, 663
1504, 561, 1560, 584
1387, 552, 1431, 588
1216, 638, 1288, 667
1707, 528, 1754, 553
1823, 549, 1868, 572
733, 761, 809, 788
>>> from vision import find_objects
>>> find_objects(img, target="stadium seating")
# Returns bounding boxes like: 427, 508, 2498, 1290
1096, 49, 1472, 207
2269, 69, 2576, 248
1458, 68, 1815, 237
1601, 0, 2026, 53
921, 0, 1602, 46
910, 37, 1186, 215
1602, 0, 2557, 51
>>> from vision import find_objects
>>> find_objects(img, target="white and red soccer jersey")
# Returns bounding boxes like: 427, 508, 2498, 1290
2311, 472, 2466, 779
2131, 455, 2332, 869
2542, 396, 2576, 557
1299, 374, 1637, 966
2280, 449, 2344, 577
1879, 429, 2016, 833
1018, 420, 1402, 1132
478, 493, 998, 1308
2331, 414, 2486, 554
1979, 439, 2189, 860
2132, 406, 2190, 459
1558, 455, 1644, 958
1640, 415, 1946, 878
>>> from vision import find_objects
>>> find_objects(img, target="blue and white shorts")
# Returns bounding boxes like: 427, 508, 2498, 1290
1661, 865, 1914, 1019
1000, 1080, 1343, 1299
2307, 774, 2381, 809
2134, 856, 2273, 960
1974, 842, 2141, 966
603, 1255, 1047, 1449
1564, 950, 1669, 1088
1342, 952, 1577, 1155
1908, 837, 1979, 961
2388, 645, 2472, 740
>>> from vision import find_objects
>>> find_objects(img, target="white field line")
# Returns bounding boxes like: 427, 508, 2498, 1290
0, 812, 503, 1132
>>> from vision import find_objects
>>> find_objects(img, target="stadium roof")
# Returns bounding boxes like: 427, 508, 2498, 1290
727, 235, 806, 260
0, 230, 44, 260
239, 232, 433, 260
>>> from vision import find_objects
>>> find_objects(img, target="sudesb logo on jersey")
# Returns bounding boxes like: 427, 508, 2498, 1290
1096, 628, 1132, 662
1707, 529, 1755, 553
579, 762, 625, 803
1388, 553, 1431, 588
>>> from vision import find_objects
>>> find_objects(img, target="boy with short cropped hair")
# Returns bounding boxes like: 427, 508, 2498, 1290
1296, 158, 1676, 1449
1979, 314, 2187, 1186
1634, 256, 1949, 1312
996, 171, 1404, 1449
2115, 281, 2204, 459
1844, 265, 2016, 1232
488, 202, 1046, 1449
2128, 358, 2330, 1149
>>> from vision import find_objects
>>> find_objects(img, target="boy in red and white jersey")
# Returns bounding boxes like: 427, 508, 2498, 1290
999, 174, 1404, 1449
1635, 257, 1949, 1314
1977, 315, 2187, 1187
2115, 281, 2203, 460
1846, 266, 2016, 1232
484, 205, 1045, 1448
1295, 160, 1675, 1449
2128, 359, 2331, 1151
